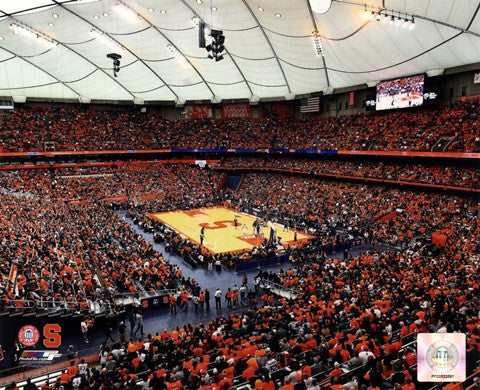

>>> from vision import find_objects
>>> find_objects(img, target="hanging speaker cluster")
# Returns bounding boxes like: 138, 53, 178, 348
205, 29, 225, 62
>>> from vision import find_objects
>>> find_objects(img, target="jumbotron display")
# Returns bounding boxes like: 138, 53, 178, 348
376, 74, 425, 110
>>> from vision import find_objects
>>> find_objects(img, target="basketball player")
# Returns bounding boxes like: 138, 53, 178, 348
200, 226, 205, 246
242, 224, 248, 237
233, 216, 239, 230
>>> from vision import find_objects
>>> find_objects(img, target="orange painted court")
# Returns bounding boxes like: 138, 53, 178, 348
148, 206, 315, 255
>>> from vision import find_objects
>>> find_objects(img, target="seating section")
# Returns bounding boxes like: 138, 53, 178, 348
0, 99, 478, 152
0, 164, 223, 203
0, 165, 223, 312
233, 173, 479, 248
30, 238, 479, 389
1, 163, 478, 313
220, 157, 480, 189
0, 99, 479, 389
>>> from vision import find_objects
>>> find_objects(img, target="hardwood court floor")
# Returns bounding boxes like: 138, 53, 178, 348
149, 206, 314, 255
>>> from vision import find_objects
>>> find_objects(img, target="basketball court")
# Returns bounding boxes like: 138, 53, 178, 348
376, 91, 423, 110
148, 206, 315, 255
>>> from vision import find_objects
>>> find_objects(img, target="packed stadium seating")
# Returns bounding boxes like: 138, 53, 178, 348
3, 1, 480, 388
1, 100, 479, 390
0, 164, 223, 204
18, 245, 478, 389
0, 165, 223, 313
220, 157, 479, 189
2, 162, 478, 312
232, 173, 479, 248
0, 99, 479, 152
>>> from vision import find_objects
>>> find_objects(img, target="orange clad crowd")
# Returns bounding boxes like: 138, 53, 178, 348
0, 165, 223, 311
221, 157, 479, 190
38, 243, 479, 389
0, 99, 478, 152
0, 98, 479, 389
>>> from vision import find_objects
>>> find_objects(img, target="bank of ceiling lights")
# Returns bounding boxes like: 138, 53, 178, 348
362, 5, 416, 29
312, 31, 325, 57
9, 21, 58, 48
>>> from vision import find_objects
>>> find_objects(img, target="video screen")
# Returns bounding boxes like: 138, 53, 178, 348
376, 74, 424, 110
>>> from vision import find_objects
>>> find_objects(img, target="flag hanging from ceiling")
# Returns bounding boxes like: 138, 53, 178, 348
300, 97, 320, 113
349, 91, 355, 106
184, 105, 212, 119
221, 103, 251, 118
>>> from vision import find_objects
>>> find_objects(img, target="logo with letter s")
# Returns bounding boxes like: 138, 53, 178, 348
199, 220, 242, 230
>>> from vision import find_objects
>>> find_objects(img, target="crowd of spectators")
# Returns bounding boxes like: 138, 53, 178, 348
29, 239, 480, 389
220, 157, 479, 189
1, 162, 478, 313
232, 173, 479, 248
133, 167, 478, 269
0, 164, 223, 312
0, 156, 479, 389
0, 194, 101, 311
0, 164, 223, 203
0, 97, 479, 390
0, 99, 478, 152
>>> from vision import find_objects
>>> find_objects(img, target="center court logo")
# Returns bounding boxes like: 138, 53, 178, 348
417, 333, 466, 382
18, 325, 40, 347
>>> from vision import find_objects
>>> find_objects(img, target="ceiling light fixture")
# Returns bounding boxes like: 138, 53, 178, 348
52, 13, 58, 18
107, 53, 121, 77
167, 43, 189, 67
9, 21, 58, 48
309, 0, 332, 14
93, 15, 100, 19
206, 29, 225, 62
160, 10, 167, 14
113, 1, 140, 22
409, 18, 415, 30
365, 6, 415, 29
312, 30, 325, 57
103, 12, 109, 16
48, 22, 54, 27
212, 6, 217, 11
148, 8, 154, 12
90, 28, 124, 50
275, 13, 281, 17
258, 7, 264, 11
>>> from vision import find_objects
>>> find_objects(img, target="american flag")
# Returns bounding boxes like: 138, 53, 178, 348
300, 97, 320, 113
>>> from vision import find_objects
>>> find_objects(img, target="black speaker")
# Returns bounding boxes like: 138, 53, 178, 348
199, 21, 206, 48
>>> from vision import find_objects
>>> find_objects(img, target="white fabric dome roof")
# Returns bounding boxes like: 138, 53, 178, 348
0, 0, 479, 102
